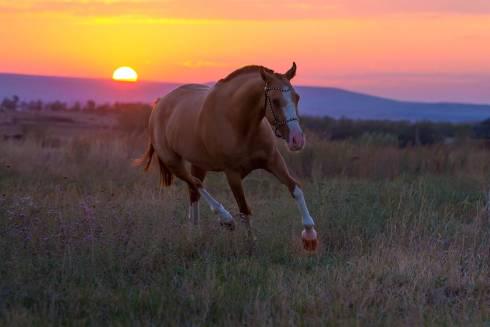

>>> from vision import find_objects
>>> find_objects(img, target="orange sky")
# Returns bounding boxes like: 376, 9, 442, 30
1, 0, 490, 102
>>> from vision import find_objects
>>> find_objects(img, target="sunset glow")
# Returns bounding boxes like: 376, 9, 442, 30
112, 67, 138, 82
1, 1, 490, 102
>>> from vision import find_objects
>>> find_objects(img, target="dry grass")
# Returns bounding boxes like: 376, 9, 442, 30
0, 131, 489, 326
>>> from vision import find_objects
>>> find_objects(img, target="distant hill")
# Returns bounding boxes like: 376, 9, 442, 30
297, 86, 490, 122
1, 73, 490, 122
0, 73, 179, 105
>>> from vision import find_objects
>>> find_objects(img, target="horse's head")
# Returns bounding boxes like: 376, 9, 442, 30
260, 62, 305, 152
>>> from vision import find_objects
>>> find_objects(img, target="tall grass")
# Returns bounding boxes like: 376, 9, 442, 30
0, 132, 489, 325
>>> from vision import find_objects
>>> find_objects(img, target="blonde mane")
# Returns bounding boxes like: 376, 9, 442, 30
217, 65, 276, 84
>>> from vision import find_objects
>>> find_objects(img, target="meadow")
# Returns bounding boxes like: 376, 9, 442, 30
0, 112, 489, 325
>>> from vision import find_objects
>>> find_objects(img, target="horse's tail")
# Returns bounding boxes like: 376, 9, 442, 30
133, 143, 174, 187
133, 142, 154, 171
156, 156, 173, 187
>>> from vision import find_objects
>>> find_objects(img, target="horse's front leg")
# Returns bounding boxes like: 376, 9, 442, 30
225, 171, 256, 241
265, 151, 318, 251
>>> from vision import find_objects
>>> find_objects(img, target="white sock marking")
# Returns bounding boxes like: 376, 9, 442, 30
293, 186, 315, 228
198, 188, 233, 222
188, 201, 199, 225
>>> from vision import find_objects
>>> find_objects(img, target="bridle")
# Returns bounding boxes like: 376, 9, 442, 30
264, 82, 299, 138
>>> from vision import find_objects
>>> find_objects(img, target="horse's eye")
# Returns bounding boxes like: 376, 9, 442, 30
272, 99, 280, 107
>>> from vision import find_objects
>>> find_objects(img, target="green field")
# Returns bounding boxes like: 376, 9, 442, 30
0, 125, 489, 325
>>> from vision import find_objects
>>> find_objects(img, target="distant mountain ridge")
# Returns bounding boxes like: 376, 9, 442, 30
1, 73, 490, 122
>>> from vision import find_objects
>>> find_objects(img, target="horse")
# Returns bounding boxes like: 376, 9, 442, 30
136, 63, 318, 251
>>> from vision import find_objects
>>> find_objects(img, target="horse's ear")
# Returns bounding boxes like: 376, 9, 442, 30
260, 67, 274, 82
284, 62, 297, 80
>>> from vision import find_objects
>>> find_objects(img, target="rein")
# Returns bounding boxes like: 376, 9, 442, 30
264, 83, 299, 138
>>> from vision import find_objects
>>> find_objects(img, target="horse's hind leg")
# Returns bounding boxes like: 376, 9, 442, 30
198, 188, 235, 230
187, 165, 206, 225
169, 160, 235, 230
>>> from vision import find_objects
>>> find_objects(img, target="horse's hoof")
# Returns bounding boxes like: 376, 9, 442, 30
301, 228, 318, 252
220, 219, 236, 231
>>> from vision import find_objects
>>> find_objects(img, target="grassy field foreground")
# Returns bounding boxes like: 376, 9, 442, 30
0, 133, 489, 325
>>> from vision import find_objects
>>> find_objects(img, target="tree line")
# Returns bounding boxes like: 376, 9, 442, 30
2, 95, 490, 146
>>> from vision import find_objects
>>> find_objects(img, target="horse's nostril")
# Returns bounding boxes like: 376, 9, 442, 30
291, 133, 305, 149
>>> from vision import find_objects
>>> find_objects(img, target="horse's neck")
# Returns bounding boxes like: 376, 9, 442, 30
226, 77, 266, 136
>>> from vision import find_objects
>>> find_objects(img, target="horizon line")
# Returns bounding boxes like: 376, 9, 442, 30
1, 70, 490, 106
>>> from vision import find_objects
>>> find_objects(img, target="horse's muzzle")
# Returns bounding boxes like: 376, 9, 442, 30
287, 123, 305, 151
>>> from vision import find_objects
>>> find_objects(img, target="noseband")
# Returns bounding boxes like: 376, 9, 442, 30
264, 83, 299, 138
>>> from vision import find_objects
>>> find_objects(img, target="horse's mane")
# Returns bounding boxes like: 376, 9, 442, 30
217, 65, 275, 84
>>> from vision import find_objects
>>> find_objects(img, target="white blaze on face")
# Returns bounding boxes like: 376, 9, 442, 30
282, 91, 304, 150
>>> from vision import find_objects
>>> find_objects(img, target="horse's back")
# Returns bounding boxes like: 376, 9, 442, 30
150, 84, 211, 164
161, 83, 210, 111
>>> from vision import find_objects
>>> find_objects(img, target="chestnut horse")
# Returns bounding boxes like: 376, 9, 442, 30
136, 63, 318, 250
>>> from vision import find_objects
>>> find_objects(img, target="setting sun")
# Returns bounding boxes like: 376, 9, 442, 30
112, 67, 138, 82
